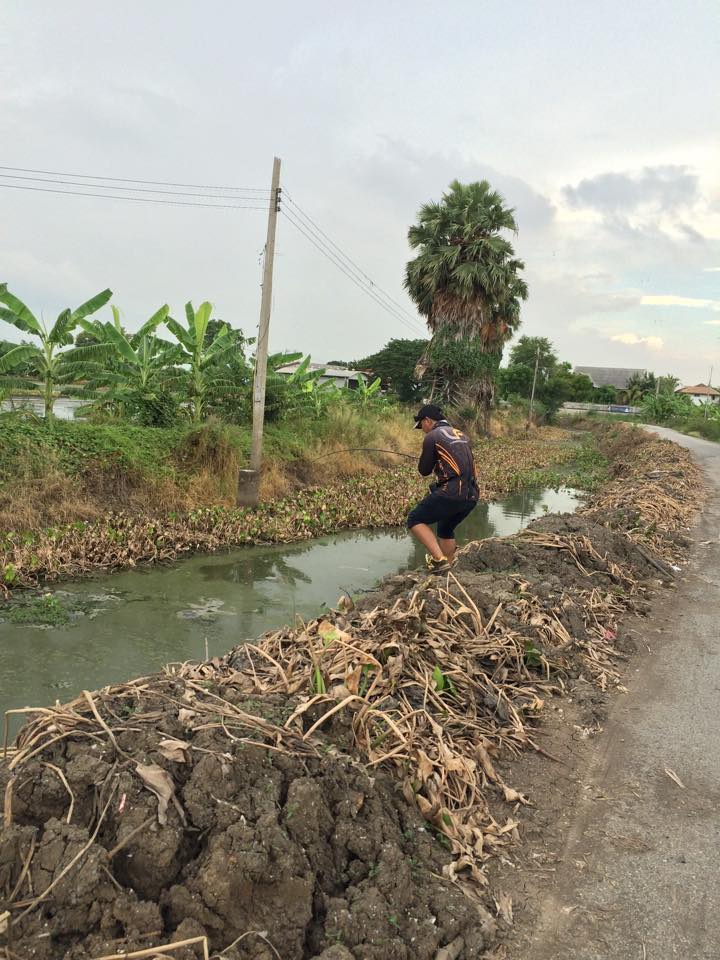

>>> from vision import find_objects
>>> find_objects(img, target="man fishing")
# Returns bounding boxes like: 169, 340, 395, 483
407, 404, 479, 573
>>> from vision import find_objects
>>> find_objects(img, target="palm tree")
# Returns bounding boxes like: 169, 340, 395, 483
0, 284, 112, 419
404, 180, 528, 433
626, 372, 656, 405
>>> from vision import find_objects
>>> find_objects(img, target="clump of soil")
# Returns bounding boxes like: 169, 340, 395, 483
1, 686, 496, 960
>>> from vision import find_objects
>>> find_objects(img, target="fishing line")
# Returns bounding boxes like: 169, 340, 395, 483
308, 447, 417, 464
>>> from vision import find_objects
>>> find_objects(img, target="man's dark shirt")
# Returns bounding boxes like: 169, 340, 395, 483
418, 420, 478, 501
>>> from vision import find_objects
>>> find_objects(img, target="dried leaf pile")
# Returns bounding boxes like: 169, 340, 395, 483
0, 426, 703, 960
581, 424, 702, 563
0, 432, 577, 593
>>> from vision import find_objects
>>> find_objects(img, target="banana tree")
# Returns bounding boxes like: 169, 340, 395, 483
76, 305, 181, 422
286, 356, 341, 417
166, 301, 237, 422
288, 356, 343, 416
350, 372, 383, 410
0, 283, 113, 419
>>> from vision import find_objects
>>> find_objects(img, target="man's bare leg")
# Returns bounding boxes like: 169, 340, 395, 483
439, 538, 457, 563
409, 523, 445, 560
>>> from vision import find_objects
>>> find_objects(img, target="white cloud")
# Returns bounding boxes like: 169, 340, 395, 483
610, 333, 665, 349
640, 294, 720, 310
704, 319, 720, 326
703, 266, 720, 272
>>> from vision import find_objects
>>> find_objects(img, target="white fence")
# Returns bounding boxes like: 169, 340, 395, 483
1, 395, 86, 420
561, 402, 641, 416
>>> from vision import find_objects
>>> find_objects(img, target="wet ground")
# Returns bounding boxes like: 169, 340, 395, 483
0, 485, 580, 720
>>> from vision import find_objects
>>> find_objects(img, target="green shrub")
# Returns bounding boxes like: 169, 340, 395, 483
0, 414, 183, 483
640, 393, 694, 423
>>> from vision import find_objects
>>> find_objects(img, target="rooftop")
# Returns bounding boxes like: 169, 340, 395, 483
676, 384, 720, 397
275, 362, 367, 378
573, 366, 647, 390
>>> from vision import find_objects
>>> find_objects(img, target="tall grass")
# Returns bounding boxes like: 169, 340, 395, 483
665, 413, 720, 442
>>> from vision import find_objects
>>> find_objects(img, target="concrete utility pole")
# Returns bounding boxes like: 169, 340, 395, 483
527, 345, 540, 430
237, 156, 281, 506
705, 365, 714, 421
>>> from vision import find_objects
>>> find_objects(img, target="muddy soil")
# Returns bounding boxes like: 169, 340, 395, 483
1, 511, 662, 959
1, 686, 496, 960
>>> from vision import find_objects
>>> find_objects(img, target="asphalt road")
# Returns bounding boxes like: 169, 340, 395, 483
524, 427, 720, 960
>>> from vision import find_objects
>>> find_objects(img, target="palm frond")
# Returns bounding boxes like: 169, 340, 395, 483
0, 375, 37, 391
0, 344, 40, 373
0, 289, 41, 334
70, 288, 113, 322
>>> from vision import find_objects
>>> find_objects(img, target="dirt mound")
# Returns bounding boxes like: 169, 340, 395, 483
1, 685, 495, 960
455, 513, 660, 583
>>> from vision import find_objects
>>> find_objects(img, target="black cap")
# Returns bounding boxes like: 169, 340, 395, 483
414, 403, 444, 428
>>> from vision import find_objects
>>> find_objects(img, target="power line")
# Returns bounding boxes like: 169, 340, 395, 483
282, 208, 425, 336
282, 208, 424, 336
0, 181, 270, 210
283, 190, 422, 330
0, 172, 269, 201
282, 207, 409, 328
1, 161, 427, 333
281, 206, 425, 336
0, 163, 268, 193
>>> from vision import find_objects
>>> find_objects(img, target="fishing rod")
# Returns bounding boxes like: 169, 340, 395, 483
308, 447, 417, 464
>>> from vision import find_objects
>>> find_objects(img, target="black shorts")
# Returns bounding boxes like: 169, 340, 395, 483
407, 492, 477, 540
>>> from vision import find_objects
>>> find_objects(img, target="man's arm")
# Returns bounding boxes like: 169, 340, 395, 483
418, 433, 436, 476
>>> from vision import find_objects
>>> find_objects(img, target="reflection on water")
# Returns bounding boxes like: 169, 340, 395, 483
0, 486, 580, 720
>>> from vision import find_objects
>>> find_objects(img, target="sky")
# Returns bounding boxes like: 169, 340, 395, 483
1, 0, 718, 384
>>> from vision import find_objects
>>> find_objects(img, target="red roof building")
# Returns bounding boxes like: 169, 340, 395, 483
676, 384, 720, 405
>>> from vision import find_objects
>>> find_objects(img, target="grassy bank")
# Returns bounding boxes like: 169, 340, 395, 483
559, 409, 720, 443
658, 413, 720, 442
0, 428, 589, 590
0, 406, 419, 532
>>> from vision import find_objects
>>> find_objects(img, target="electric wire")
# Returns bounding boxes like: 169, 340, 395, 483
0, 182, 270, 210
0, 164, 268, 192
283, 190, 422, 330
0, 172, 269, 201
1, 161, 426, 334
282, 207, 424, 335
281, 207, 425, 335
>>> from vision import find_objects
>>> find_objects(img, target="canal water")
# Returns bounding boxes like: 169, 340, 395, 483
0, 486, 580, 720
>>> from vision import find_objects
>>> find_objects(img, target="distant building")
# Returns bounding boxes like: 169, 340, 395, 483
675, 384, 720, 406
275, 362, 368, 389
573, 367, 647, 391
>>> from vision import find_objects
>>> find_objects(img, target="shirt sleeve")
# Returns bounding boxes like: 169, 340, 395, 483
418, 433, 436, 476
